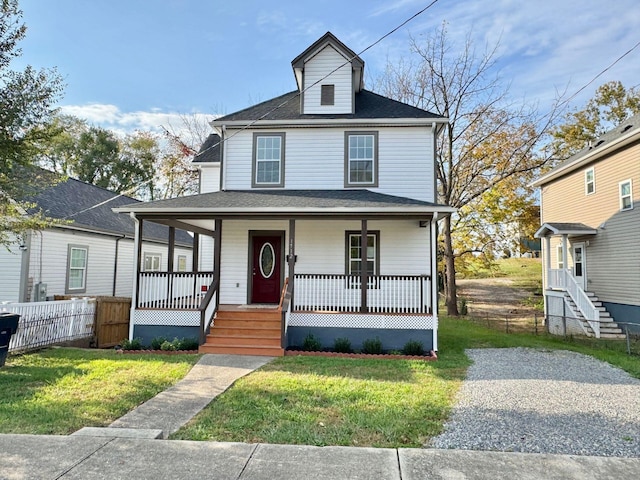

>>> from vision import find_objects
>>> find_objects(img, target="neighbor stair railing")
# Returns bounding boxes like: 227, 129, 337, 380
547, 268, 600, 338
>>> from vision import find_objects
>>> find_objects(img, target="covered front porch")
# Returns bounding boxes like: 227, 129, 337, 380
114, 190, 454, 354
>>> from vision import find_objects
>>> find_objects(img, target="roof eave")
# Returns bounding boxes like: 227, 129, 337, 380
114, 205, 457, 216
211, 117, 450, 128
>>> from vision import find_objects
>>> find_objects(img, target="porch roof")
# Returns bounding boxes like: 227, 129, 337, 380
534, 222, 598, 238
113, 189, 455, 219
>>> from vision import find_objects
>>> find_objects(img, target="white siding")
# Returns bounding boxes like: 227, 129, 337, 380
199, 164, 220, 193
0, 238, 24, 302
218, 219, 431, 305
223, 126, 435, 202
303, 45, 352, 114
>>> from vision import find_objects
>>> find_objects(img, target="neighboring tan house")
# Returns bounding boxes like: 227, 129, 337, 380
0, 174, 193, 304
115, 32, 454, 355
533, 114, 640, 336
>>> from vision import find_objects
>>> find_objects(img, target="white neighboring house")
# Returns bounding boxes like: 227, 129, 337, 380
115, 32, 455, 355
0, 174, 193, 304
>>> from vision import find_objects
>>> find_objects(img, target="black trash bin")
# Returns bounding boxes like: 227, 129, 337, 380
0, 312, 20, 367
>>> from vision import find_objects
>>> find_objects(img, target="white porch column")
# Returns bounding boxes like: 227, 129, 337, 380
129, 213, 141, 340
544, 236, 551, 288
431, 213, 439, 352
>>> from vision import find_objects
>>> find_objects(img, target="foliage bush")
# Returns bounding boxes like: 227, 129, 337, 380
402, 340, 424, 356
333, 337, 352, 353
175, 337, 199, 351
362, 337, 383, 354
150, 337, 167, 350
120, 338, 143, 350
302, 333, 322, 352
160, 340, 177, 351
459, 297, 468, 315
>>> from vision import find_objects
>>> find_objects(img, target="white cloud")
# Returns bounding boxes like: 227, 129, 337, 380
59, 104, 218, 137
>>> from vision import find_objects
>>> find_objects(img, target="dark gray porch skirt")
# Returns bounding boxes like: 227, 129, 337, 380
603, 302, 640, 334
286, 326, 434, 352
132, 325, 200, 347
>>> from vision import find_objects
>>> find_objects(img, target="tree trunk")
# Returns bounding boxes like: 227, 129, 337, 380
443, 215, 459, 316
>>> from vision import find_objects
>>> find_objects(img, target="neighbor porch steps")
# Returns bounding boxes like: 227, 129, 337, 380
199, 306, 285, 356
564, 293, 626, 339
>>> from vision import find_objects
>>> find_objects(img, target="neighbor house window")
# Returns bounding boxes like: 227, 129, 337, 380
556, 245, 564, 269
252, 133, 285, 187
143, 253, 161, 272
620, 179, 633, 211
177, 255, 187, 272
345, 132, 378, 187
585, 167, 595, 195
345, 231, 380, 276
321, 84, 335, 105
66, 245, 88, 293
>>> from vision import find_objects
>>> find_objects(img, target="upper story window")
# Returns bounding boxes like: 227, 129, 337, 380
66, 245, 88, 293
585, 167, 595, 195
345, 131, 378, 187
620, 179, 633, 211
253, 133, 285, 188
320, 84, 335, 106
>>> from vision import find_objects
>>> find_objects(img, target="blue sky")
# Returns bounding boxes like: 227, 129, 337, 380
15, 0, 640, 133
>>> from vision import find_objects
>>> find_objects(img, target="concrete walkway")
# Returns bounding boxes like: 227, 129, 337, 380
1, 353, 639, 479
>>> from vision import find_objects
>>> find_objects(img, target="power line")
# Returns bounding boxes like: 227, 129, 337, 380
192, 0, 441, 159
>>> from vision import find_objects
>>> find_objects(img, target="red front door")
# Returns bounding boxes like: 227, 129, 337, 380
250, 235, 282, 304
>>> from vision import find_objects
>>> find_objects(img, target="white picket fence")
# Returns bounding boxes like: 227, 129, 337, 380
1, 298, 96, 353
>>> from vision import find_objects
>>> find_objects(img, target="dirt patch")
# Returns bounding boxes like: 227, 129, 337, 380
457, 278, 540, 321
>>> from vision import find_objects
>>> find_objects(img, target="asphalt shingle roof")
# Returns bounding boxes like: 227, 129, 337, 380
116, 189, 452, 214
24, 174, 192, 244
214, 89, 445, 123
192, 133, 221, 163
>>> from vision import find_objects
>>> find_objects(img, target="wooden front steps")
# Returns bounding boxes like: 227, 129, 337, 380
199, 305, 284, 356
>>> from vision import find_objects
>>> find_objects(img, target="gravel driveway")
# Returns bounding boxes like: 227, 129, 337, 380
430, 348, 640, 457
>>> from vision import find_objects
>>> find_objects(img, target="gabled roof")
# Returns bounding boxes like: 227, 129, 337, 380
291, 31, 364, 92
534, 222, 597, 238
192, 133, 221, 164
213, 89, 446, 124
533, 113, 640, 187
23, 173, 192, 244
113, 189, 455, 218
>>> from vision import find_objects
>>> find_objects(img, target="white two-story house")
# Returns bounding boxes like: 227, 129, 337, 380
115, 32, 454, 355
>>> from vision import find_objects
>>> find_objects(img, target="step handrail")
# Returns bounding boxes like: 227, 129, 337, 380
560, 269, 600, 338
198, 278, 219, 345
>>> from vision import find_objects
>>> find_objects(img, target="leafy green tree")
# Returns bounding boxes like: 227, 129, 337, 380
0, 0, 63, 247
551, 81, 640, 159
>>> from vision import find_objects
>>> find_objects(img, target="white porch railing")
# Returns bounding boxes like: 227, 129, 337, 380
2, 298, 96, 353
138, 272, 214, 309
547, 269, 600, 338
294, 274, 431, 314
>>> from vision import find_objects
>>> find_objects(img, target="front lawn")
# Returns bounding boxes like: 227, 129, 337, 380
171, 354, 467, 447
0, 348, 200, 434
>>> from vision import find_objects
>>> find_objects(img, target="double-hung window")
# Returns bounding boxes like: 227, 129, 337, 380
346, 231, 380, 277
66, 245, 88, 293
345, 131, 378, 187
143, 253, 161, 272
620, 179, 633, 211
253, 133, 285, 187
585, 167, 595, 195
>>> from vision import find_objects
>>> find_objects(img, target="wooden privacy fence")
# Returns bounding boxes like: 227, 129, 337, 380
55, 296, 131, 348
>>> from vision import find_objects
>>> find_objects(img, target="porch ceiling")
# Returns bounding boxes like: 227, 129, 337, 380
534, 222, 598, 238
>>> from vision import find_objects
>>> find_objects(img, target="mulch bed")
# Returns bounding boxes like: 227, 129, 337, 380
285, 349, 437, 361
116, 349, 199, 355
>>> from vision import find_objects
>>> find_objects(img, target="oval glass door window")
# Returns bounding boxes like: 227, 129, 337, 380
259, 243, 275, 278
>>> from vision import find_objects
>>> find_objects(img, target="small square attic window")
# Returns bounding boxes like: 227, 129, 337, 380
321, 84, 335, 106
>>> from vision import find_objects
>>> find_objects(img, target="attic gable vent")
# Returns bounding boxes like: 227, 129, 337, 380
321, 84, 335, 105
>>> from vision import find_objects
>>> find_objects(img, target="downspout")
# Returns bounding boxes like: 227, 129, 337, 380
112, 235, 125, 296
18, 231, 32, 302
431, 212, 439, 352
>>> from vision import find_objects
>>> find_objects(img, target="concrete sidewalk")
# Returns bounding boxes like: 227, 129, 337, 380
1, 434, 639, 480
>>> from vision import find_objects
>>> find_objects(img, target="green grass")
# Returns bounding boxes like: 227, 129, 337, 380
0, 347, 200, 434
173, 315, 640, 447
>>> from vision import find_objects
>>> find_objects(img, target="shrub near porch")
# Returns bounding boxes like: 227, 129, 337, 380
172, 355, 466, 448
